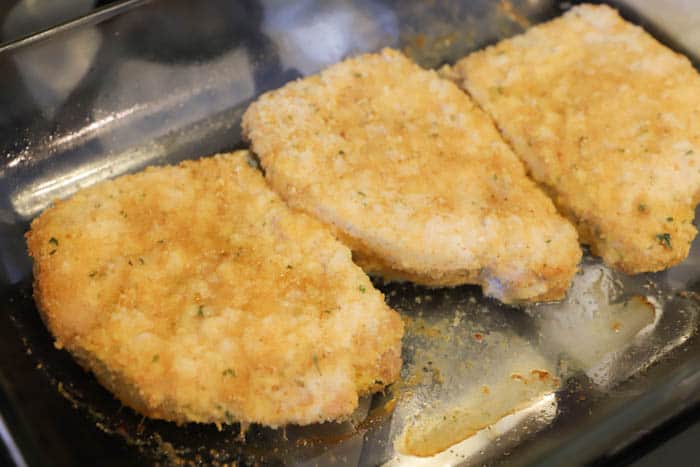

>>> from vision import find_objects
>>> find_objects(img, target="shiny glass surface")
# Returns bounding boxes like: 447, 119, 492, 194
0, 1, 699, 465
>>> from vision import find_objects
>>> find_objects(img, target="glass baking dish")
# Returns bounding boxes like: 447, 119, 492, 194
1, 0, 700, 465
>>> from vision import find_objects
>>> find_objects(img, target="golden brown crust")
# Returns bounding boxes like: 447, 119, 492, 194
243, 48, 581, 303
454, 4, 700, 274
26, 151, 403, 427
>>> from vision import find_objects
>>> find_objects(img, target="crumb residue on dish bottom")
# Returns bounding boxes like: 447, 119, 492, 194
497, 0, 532, 29
387, 260, 674, 459
398, 366, 558, 457
389, 305, 560, 458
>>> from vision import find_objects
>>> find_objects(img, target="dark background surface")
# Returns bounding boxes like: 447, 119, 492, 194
0, 1, 699, 466
0, 0, 120, 46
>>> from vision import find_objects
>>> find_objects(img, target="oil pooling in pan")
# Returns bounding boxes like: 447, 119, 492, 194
382, 254, 697, 464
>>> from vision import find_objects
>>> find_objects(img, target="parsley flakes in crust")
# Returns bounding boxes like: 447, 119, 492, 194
453, 4, 700, 274
243, 48, 581, 303
26, 151, 403, 427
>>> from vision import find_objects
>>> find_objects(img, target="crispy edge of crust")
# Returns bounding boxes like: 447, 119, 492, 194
33, 280, 403, 425
555, 200, 694, 275
333, 226, 573, 303
26, 194, 207, 424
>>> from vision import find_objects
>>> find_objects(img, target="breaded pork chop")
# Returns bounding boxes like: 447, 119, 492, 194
452, 4, 700, 274
26, 151, 403, 427
242, 48, 580, 303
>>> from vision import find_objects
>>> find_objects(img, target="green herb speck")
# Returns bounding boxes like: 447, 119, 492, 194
359, 285, 366, 293
197, 305, 205, 317
667, 217, 674, 222
638, 203, 647, 212
357, 191, 366, 197
48, 237, 59, 246
222, 368, 236, 377
656, 233, 672, 249
152, 354, 159, 363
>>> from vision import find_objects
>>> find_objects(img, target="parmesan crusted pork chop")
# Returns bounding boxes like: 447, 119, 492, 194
26, 151, 403, 427
452, 4, 700, 274
243, 48, 581, 303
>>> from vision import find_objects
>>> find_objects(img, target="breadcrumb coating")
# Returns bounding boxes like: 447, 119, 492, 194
26, 151, 403, 427
453, 4, 700, 273
243, 48, 581, 302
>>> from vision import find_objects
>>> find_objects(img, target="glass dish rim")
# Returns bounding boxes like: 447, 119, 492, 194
1, 1, 699, 465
